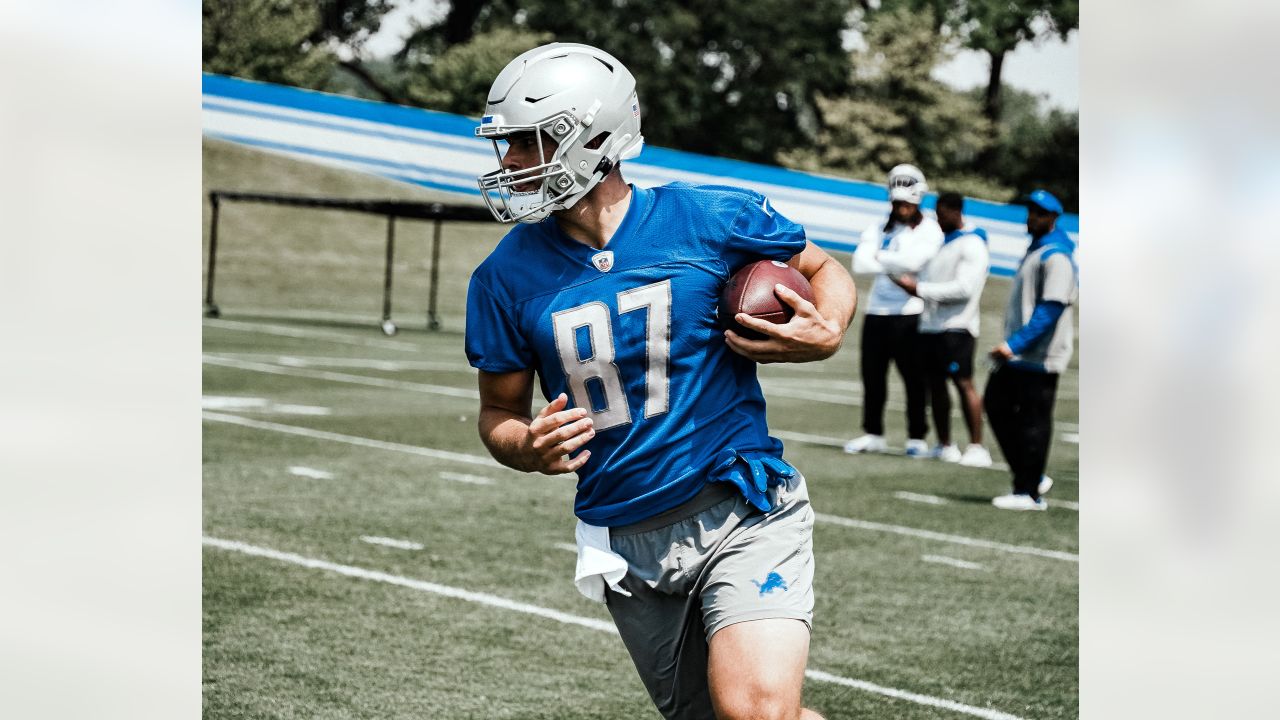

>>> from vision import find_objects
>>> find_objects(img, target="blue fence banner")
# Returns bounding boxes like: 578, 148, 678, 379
203, 73, 1078, 277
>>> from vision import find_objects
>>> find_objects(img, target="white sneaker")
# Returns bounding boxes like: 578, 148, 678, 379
992, 493, 1047, 511
1038, 475, 1054, 496
843, 434, 887, 454
904, 439, 931, 458
958, 444, 993, 468
932, 444, 962, 463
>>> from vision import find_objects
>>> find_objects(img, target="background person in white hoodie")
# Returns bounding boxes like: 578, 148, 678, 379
892, 192, 993, 468
844, 164, 943, 457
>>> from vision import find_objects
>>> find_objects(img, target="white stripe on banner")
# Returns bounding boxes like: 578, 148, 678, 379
202, 74, 1076, 275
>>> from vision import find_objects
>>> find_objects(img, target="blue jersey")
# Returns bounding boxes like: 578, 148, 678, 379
465, 183, 807, 526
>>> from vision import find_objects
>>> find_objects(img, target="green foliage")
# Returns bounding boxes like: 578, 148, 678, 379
952, 0, 1078, 55
779, 6, 1005, 198
401, 27, 554, 116
981, 87, 1079, 211
203, 0, 392, 90
203, 0, 335, 89
470, 0, 856, 164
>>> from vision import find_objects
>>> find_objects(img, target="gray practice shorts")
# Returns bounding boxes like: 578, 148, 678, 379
605, 472, 815, 720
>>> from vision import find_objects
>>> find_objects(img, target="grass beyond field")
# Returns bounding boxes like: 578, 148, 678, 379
202, 140, 1078, 719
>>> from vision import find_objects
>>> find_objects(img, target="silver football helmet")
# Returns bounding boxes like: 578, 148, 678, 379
475, 43, 645, 223
887, 163, 928, 205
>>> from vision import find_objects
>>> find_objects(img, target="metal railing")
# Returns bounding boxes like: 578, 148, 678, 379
204, 191, 494, 334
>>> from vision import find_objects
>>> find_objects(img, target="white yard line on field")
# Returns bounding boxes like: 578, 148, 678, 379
801, 670, 1020, 720
769, 429, 847, 448
206, 413, 1067, 561
816, 512, 1078, 562
203, 355, 480, 399
216, 353, 477, 373
201, 355, 1077, 466
201, 395, 332, 416
894, 491, 948, 506
921, 555, 986, 571
758, 383, 863, 406
759, 380, 1079, 435
288, 466, 334, 480
204, 536, 1027, 720
203, 411, 504, 470
360, 536, 425, 551
206, 414, 1067, 559
553, 542, 578, 553
204, 537, 614, 632
203, 318, 421, 352
770, 430, 1013, 473
1052, 499, 1080, 511
1062, 433, 1079, 444
439, 471, 496, 486
763, 378, 866, 392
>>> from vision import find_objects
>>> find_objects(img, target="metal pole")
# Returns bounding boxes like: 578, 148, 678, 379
380, 215, 398, 335
427, 218, 443, 331
204, 193, 221, 318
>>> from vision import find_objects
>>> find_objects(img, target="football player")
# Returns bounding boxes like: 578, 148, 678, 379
844, 164, 943, 458
985, 190, 1078, 510
891, 192, 994, 467
465, 43, 855, 720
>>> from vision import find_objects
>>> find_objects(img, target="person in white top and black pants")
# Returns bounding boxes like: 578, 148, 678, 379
845, 165, 943, 457
892, 192, 994, 468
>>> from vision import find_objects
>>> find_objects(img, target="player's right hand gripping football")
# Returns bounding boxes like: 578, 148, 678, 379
524, 393, 595, 474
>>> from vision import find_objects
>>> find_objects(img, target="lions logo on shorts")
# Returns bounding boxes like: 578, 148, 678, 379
752, 571, 789, 597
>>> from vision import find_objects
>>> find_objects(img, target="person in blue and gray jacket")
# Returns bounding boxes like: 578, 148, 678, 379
985, 190, 1078, 511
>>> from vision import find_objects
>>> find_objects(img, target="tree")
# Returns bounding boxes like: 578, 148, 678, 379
779, 5, 1006, 200
203, 0, 393, 96
401, 27, 554, 115
463, 0, 856, 164
203, 0, 335, 89
979, 86, 1079, 211
953, 0, 1078, 126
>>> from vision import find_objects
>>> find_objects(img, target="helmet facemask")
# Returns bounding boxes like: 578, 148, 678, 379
478, 111, 587, 223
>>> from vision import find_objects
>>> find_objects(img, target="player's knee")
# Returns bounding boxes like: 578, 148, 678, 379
713, 682, 801, 720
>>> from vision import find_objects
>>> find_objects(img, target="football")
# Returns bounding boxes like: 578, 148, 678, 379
719, 259, 815, 340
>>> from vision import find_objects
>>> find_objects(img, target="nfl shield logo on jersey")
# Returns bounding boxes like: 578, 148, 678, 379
592, 251, 614, 273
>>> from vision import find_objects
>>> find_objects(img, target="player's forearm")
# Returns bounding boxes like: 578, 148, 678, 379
807, 254, 857, 331
478, 407, 539, 472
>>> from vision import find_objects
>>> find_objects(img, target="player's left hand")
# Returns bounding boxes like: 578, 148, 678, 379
989, 342, 1014, 360
725, 284, 843, 363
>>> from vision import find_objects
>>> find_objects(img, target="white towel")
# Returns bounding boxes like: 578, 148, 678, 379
573, 520, 632, 603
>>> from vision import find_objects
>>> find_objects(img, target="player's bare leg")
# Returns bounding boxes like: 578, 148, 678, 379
707, 618, 823, 720
954, 376, 984, 445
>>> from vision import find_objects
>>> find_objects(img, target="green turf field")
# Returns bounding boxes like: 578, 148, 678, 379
203, 139, 1078, 719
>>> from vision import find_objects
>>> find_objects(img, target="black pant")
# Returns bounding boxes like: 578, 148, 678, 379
860, 314, 928, 439
921, 331, 977, 445
984, 365, 1059, 498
